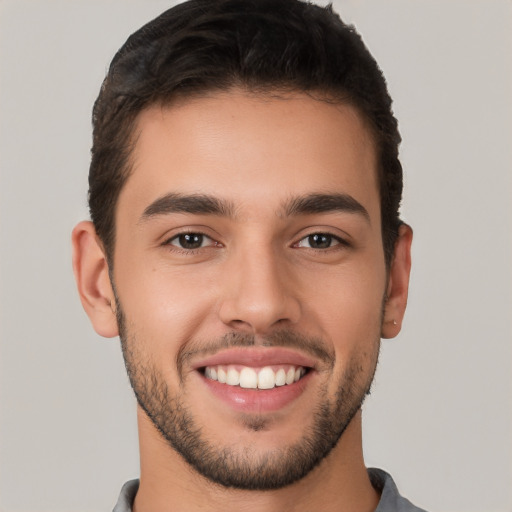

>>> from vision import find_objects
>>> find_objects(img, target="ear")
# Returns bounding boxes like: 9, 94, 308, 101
381, 223, 413, 339
71, 221, 119, 338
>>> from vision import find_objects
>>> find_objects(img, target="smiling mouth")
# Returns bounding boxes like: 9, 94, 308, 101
202, 365, 309, 390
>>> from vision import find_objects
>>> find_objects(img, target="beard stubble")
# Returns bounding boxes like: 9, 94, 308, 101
116, 297, 380, 490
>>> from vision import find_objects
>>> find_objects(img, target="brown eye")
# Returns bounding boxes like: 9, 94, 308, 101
168, 233, 209, 250
178, 233, 204, 249
295, 233, 341, 249
307, 233, 333, 249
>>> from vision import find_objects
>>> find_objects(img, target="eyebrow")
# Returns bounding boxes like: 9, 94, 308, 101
140, 193, 236, 221
283, 193, 370, 222
139, 191, 369, 223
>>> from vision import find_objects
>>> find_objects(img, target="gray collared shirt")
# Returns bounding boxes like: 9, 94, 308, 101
113, 468, 427, 511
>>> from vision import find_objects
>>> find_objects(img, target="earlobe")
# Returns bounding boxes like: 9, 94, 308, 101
381, 223, 413, 339
71, 221, 119, 338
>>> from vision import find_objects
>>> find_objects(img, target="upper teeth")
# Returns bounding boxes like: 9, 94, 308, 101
204, 365, 306, 390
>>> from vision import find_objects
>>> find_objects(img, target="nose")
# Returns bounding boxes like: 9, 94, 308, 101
218, 244, 301, 334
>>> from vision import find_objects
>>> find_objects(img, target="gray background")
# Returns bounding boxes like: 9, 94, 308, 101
1, 1, 511, 511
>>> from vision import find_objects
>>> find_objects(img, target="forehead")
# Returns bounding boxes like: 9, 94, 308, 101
118, 90, 379, 224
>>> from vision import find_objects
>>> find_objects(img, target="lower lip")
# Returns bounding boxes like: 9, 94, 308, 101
200, 371, 313, 413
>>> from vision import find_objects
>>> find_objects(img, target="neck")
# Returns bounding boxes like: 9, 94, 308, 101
133, 407, 380, 512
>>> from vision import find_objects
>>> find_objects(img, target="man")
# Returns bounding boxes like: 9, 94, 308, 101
72, 0, 422, 510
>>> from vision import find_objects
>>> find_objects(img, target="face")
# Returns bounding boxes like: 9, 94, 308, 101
111, 90, 388, 489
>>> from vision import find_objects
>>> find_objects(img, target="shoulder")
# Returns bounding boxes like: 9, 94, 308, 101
112, 479, 139, 512
369, 468, 428, 512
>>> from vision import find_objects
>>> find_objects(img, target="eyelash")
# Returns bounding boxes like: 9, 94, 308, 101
292, 233, 349, 251
163, 231, 349, 253
163, 231, 220, 253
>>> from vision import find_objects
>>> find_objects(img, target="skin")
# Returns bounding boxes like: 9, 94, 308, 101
72, 90, 412, 512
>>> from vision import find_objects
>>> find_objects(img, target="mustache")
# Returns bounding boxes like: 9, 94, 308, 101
177, 330, 335, 377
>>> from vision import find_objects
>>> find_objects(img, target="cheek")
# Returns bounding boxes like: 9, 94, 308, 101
301, 261, 386, 329
113, 258, 221, 359
298, 259, 385, 378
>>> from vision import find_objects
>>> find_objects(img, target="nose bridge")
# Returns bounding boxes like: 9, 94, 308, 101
218, 238, 300, 332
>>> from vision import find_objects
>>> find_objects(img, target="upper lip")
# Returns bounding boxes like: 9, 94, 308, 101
192, 347, 318, 371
